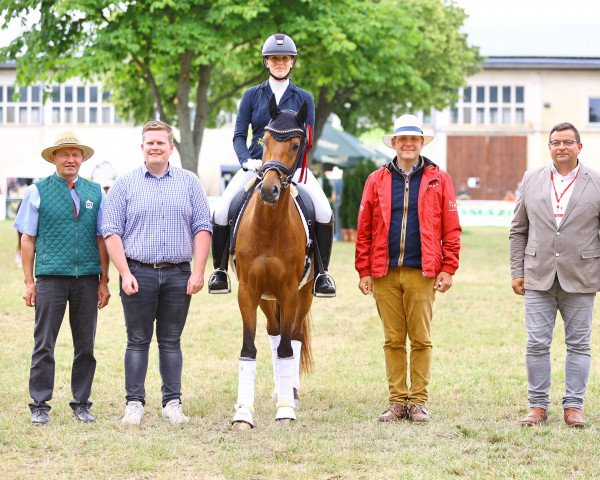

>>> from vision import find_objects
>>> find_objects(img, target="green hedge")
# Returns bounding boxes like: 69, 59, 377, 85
339, 160, 377, 229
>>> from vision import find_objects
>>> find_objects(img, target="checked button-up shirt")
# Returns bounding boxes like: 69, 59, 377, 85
101, 163, 212, 264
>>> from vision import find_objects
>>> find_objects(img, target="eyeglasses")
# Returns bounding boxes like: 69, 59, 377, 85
549, 140, 577, 147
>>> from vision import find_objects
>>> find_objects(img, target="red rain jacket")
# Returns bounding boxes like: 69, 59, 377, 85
355, 159, 461, 279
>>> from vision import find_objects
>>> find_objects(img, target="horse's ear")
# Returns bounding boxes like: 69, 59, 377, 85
269, 94, 280, 119
296, 100, 308, 125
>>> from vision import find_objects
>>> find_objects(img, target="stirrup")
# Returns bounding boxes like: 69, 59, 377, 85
313, 272, 336, 298
208, 269, 231, 294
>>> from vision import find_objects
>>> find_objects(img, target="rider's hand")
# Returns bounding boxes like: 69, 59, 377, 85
242, 159, 263, 172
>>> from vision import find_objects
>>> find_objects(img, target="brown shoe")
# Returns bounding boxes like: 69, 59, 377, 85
408, 405, 430, 423
564, 408, 585, 428
521, 407, 548, 426
378, 404, 407, 422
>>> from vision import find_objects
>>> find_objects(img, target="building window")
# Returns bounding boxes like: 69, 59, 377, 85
31, 86, 41, 102
65, 86, 73, 103
450, 108, 459, 124
476, 86, 485, 103
589, 98, 600, 123
52, 86, 61, 102
453, 84, 526, 125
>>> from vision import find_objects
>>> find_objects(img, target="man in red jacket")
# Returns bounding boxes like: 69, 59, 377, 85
355, 114, 461, 423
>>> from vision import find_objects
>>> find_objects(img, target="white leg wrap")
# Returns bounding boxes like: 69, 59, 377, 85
269, 335, 280, 388
233, 358, 256, 426
291, 340, 302, 390
275, 357, 296, 420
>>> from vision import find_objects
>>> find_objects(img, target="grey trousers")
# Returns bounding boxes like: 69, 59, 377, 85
30, 275, 99, 412
524, 278, 594, 410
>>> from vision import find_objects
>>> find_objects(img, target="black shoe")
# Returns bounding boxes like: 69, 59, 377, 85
208, 269, 231, 294
314, 272, 336, 297
313, 221, 336, 297
31, 408, 50, 425
73, 405, 96, 423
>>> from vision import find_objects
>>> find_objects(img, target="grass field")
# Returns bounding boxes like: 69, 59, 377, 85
1, 219, 599, 479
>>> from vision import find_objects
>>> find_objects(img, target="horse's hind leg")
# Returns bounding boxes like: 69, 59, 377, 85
274, 298, 299, 423
232, 292, 259, 430
261, 300, 301, 410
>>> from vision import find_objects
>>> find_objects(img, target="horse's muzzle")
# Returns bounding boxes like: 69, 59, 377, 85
259, 182, 280, 204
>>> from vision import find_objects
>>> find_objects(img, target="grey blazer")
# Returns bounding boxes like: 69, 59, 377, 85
509, 162, 600, 293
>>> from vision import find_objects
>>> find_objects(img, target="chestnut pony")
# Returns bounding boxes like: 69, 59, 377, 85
231, 96, 313, 429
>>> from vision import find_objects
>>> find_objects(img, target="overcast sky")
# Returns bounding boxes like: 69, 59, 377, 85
456, 0, 600, 57
2, 2, 600, 57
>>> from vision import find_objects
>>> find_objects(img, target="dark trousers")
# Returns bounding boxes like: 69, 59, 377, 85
120, 261, 192, 407
29, 275, 99, 412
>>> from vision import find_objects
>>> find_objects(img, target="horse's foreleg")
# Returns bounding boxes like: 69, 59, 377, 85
275, 300, 298, 422
233, 293, 259, 429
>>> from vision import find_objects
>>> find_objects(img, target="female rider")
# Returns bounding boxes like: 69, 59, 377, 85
208, 33, 336, 298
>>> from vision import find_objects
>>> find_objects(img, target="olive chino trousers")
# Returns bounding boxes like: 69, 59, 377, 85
373, 266, 436, 406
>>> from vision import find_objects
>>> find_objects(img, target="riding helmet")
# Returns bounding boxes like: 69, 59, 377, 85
262, 34, 297, 58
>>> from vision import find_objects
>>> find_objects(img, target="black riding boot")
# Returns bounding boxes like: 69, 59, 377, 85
313, 220, 336, 297
208, 224, 231, 294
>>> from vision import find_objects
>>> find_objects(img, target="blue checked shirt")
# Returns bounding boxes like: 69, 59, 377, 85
101, 164, 212, 264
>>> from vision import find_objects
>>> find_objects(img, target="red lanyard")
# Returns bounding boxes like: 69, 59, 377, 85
551, 169, 579, 206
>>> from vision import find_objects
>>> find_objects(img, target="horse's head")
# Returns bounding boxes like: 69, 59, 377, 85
258, 94, 308, 204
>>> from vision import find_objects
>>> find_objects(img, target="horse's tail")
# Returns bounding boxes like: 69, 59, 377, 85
300, 311, 313, 374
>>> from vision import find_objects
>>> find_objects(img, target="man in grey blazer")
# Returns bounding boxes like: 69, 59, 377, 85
510, 122, 600, 428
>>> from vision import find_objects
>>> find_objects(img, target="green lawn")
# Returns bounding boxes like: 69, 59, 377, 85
0, 220, 599, 479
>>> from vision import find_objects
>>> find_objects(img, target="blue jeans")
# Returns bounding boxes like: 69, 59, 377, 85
29, 275, 98, 412
120, 261, 192, 406
524, 278, 594, 410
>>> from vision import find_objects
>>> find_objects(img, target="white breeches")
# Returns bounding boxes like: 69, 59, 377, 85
213, 168, 333, 225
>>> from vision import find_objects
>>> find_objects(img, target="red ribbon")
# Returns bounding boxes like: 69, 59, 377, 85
299, 124, 313, 184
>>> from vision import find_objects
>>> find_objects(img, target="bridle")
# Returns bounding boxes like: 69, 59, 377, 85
257, 122, 307, 190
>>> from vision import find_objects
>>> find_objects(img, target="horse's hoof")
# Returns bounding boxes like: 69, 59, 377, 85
232, 421, 253, 431
276, 418, 294, 426
275, 405, 296, 421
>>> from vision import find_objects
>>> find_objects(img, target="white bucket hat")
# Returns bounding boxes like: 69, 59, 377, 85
382, 114, 434, 148
41, 131, 94, 162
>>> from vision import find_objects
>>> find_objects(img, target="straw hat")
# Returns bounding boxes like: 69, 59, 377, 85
382, 114, 434, 148
41, 131, 94, 162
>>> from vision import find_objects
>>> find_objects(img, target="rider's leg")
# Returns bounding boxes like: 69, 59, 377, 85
292, 170, 336, 297
208, 169, 255, 294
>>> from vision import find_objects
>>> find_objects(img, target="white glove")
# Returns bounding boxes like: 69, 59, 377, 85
242, 159, 263, 172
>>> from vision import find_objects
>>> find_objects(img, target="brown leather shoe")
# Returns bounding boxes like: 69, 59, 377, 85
564, 408, 585, 428
378, 404, 407, 422
521, 407, 548, 426
408, 404, 430, 423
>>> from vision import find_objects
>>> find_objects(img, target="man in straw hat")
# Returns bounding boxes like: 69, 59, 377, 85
355, 114, 461, 423
13, 131, 110, 425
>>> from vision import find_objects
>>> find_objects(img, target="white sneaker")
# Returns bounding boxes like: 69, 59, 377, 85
162, 399, 189, 424
122, 401, 144, 425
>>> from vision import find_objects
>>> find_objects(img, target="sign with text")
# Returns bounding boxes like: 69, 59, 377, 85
457, 200, 516, 227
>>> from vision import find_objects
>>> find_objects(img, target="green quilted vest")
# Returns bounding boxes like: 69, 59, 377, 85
35, 174, 103, 277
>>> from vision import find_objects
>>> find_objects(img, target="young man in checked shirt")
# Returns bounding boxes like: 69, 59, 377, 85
102, 120, 212, 425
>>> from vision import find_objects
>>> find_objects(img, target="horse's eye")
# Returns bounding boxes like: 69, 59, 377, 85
292, 142, 300, 151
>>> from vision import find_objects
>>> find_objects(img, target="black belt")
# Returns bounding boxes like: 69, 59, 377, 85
126, 258, 189, 269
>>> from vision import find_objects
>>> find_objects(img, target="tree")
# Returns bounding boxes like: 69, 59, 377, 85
0, 0, 480, 172
293, 0, 481, 140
